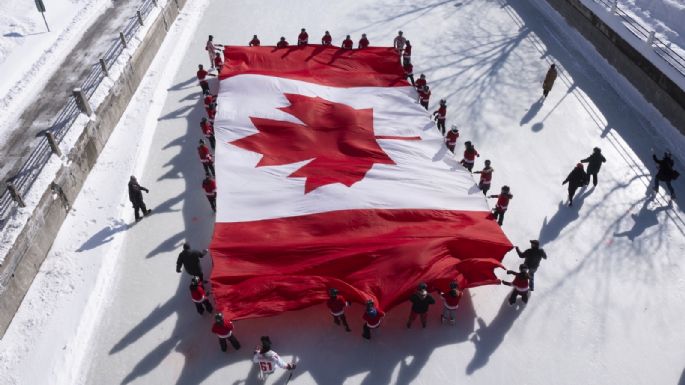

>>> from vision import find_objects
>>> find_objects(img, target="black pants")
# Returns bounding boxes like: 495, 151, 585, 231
207, 134, 216, 149
194, 299, 213, 314
461, 161, 474, 172
492, 209, 505, 225
508, 289, 529, 304
436, 119, 445, 135
446, 143, 455, 153
362, 324, 375, 340
406, 74, 414, 86
200, 81, 210, 95
568, 186, 579, 205
202, 162, 215, 177
479, 181, 490, 195
654, 178, 675, 196
332, 314, 351, 331
523, 265, 538, 290
403, 56, 411, 67
133, 202, 148, 220
207, 194, 216, 212
586, 171, 598, 186
420, 100, 428, 110
218, 335, 241, 352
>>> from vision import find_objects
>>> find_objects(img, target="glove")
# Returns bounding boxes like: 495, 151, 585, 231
144, 188, 149, 193
202, 249, 209, 255
176, 268, 181, 273
287, 363, 297, 370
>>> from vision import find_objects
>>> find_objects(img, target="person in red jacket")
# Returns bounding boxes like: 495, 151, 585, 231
202, 174, 217, 212
213, 52, 223, 69
432, 98, 447, 134
200, 117, 215, 149
445, 125, 459, 153
402, 40, 412, 66
297, 28, 308, 46
415, 73, 427, 91
203, 93, 216, 115
326, 288, 351, 332
198, 139, 215, 176
196, 64, 215, 95
460, 141, 480, 172
212, 313, 241, 352
489, 185, 512, 226
249, 35, 260, 46
501, 265, 530, 305
321, 31, 332, 46
358, 33, 369, 49
189, 276, 213, 314
440, 281, 462, 325
276, 37, 289, 48
473, 159, 493, 195
403, 62, 414, 86
418, 85, 431, 110
362, 300, 385, 340
341, 35, 353, 49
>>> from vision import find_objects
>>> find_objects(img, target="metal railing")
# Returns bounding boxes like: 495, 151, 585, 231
591, 0, 685, 76
0, 0, 161, 231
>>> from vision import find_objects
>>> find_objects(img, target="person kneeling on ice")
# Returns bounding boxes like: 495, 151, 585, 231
326, 288, 351, 332
212, 313, 241, 352
489, 185, 512, 226
502, 264, 531, 305
362, 300, 385, 340
253, 336, 296, 377
189, 276, 213, 315
128, 175, 151, 222
440, 281, 462, 325
407, 282, 435, 329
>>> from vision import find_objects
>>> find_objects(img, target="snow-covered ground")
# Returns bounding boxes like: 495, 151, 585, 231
2, 0, 685, 384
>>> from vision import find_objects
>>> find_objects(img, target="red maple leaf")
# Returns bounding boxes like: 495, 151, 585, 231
231, 93, 419, 193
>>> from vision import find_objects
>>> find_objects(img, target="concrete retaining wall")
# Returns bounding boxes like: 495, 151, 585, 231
544, 0, 685, 133
0, 0, 188, 338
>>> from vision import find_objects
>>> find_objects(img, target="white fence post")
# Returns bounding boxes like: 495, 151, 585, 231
611, 0, 617, 13
647, 31, 655, 46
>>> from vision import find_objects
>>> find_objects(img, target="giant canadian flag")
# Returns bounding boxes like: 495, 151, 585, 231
210, 45, 512, 320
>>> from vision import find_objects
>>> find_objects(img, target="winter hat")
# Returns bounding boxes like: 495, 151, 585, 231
449, 280, 458, 290
183, 243, 190, 250
366, 306, 378, 317
449, 288, 459, 297
130, 175, 137, 181
214, 312, 223, 323
501, 185, 510, 192
450, 125, 458, 132
260, 336, 272, 351
530, 240, 540, 246
593, 147, 601, 153
485, 160, 491, 166
191, 276, 199, 287
199, 139, 205, 145
328, 288, 338, 298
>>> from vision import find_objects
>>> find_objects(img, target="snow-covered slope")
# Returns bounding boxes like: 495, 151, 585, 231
1, 0, 685, 384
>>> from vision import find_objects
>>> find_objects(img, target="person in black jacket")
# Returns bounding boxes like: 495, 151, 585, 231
580, 147, 606, 187
563, 163, 588, 206
176, 243, 208, 282
128, 176, 151, 221
653, 151, 677, 198
515, 240, 547, 291
407, 282, 435, 329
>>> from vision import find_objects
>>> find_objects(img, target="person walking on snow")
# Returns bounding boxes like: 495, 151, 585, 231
253, 336, 296, 377
418, 85, 431, 110
202, 174, 217, 212
212, 313, 241, 352
393, 30, 406, 54
407, 282, 436, 329
474, 160, 493, 195
563, 163, 588, 206
404, 62, 415, 86
198, 139, 215, 177
440, 281, 462, 325
460, 141, 480, 172
415, 73, 427, 91
358, 33, 370, 49
189, 276, 213, 315
516, 240, 547, 291
213, 52, 223, 69
249, 35, 260, 46
128, 176, 151, 222
276, 37, 289, 48
342, 35, 354, 49
197, 64, 215, 95
321, 31, 332, 46
542, 63, 557, 98
653, 151, 678, 198
433, 99, 447, 134
502, 264, 531, 305
445, 125, 460, 153
580, 147, 606, 186
206, 101, 217, 124
176, 243, 208, 282
297, 28, 309, 46
402, 40, 412, 66
489, 185, 512, 226
200, 117, 216, 149
203, 93, 216, 116
362, 300, 385, 340
326, 288, 351, 332
205, 35, 222, 68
